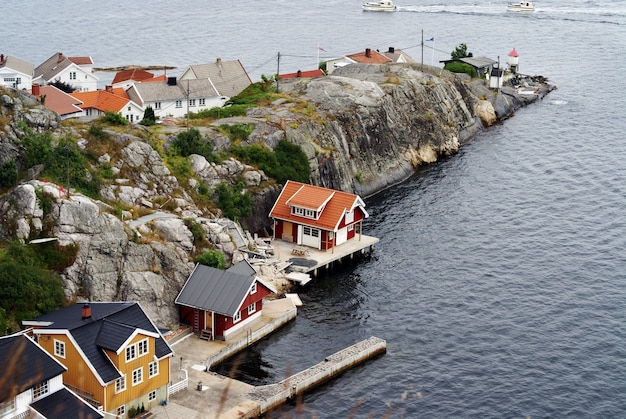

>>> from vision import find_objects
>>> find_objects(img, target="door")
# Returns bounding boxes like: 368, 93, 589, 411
301, 225, 321, 248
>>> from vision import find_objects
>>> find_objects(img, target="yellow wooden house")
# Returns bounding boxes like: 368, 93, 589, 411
23, 302, 174, 418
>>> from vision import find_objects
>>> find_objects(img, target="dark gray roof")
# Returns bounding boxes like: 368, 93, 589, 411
34, 52, 73, 81
175, 264, 255, 316
182, 59, 252, 97
460, 56, 497, 69
126, 78, 218, 105
0, 334, 66, 402
226, 259, 257, 276
26, 302, 173, 384
30, 388, 104, 419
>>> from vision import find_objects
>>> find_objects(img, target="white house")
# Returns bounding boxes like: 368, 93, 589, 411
0, 54, 34, 90
126, 77, 227, 119
70, 86, 144, 122
0, 332, 103, 419
33, 52, 98, 92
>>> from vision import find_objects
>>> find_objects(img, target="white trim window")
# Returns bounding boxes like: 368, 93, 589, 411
247, 303, 256, 315
54, 339, 65, 358
175, 100, 182, 108
116, 405, 125, 416
148, 361, 159, 378
148, 390, 156, 401
154, 102, 161, 110
189, 99, 196, 107
69, 71, 76, 80
233, 311, 241, 323
126, 345, 136, 362
199, 98, 206, 106
32, 381, 49, 400
115, 375, 126, 393
138, 339, 148, 356
132, 367, 143, 386
250, 282, 257, 294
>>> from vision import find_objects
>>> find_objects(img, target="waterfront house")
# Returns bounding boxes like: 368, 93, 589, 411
0, 332, 103, 419
325, 48, 392, 74
178, 58, 253, 100
22, 302, 174, 418
31, 84, 84, 119
70, 86, 144, 122
125, 77, 225, 119
381, 47, 417, 64
269, 180, 369, 251
33, 52, 98, 92
279, 69, 325, 79
175, 261, 277, 341
0, 54, 34, 90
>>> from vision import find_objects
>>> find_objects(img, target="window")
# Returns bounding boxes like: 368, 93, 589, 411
303, 226, 320, 237
189, 99, 196, 107
148, 390, 156, 401
132, 367, 143, 386
250, 283, 257, 294
0, 398, 15, 415
138, 339, 148, 356
199, 98, 205, 106
233, 311, 241, 323
345, 209, 354, 224
69, 72, 76, 80
175, 100, 182, 108
116, 405, 125, 416
292, 207, 317, 219
126, 345, 136, 362
32, 381, 49, 399
247, 303, 256, 315
154, 102, 161, 110
54, 339, 65, 358
115, 375, 126, 393
149, 361, 159, 378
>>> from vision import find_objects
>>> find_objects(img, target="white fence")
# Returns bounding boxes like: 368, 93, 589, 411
168, 369, 188, 396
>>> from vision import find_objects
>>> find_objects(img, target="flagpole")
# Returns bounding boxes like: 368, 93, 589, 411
431, 39, 435, 67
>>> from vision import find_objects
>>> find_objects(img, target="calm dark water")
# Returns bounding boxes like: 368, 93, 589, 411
5, 0, 626, 417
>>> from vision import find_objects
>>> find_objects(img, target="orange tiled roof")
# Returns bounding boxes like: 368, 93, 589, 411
32, 85, 83, 117
279, 69, 325, 79
68, 56, 93, 65
143, 75, 167, 83
70, 88, 129, 113
346, 48, 392, 64
269, 180, 367, 231
112, 68, 155, 84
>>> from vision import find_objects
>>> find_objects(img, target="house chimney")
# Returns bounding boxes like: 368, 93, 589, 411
216, 57, 222, 67
365, 48, 371, 58
82, 303, 91, 319
167, 76, 177, 86
58, 52, 64, 63
296, 70, 302, 78
105, 85, 113, 93
388, 47, 395, 54
32, 84, 40, 96
0, 54, 4, 63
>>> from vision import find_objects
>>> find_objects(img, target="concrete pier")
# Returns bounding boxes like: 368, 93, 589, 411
244, 336, 387, 417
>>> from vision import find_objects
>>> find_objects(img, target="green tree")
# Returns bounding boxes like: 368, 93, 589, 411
140, 106, 156, 126
194, 249, 226, 269
0, 241, 65, 333
0, 160, 18, 188
171, 127, 215, 161
215, 181, 253, 221
451, 43, 473, 60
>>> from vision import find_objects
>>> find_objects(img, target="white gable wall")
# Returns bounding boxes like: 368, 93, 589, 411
149, 96, 227, 119
0, 68, 33, 90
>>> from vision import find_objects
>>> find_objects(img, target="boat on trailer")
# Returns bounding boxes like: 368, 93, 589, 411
362, 0, 396, 12
507, 1, 535, 12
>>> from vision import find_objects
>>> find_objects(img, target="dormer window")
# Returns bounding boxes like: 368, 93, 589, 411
291, 206, 317, 219
32, 381, 49, 400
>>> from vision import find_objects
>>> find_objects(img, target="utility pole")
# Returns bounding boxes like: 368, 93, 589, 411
65, 131, 70, 199
421, 29, 424, 71
276, 52, 280, 92
186, 79, 189, 130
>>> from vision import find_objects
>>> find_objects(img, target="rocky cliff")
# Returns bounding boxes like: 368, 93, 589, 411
0, 63, 553, 327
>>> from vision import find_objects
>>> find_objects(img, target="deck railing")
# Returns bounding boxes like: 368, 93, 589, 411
168, 369, 188, 396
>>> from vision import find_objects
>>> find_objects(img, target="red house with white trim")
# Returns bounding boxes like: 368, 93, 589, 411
269, 180, 369, 251
175, 261, 276, 341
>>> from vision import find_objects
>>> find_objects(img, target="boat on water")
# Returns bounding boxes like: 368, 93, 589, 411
362, 0, 396, 12
506, 1, 535, 11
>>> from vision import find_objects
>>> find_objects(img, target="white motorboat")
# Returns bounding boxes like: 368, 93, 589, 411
507, 1, 535, 11
362, 0, 396, 12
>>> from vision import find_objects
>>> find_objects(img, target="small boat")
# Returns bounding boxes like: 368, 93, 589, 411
362, 0, 396, 12
507, 1, 535, 11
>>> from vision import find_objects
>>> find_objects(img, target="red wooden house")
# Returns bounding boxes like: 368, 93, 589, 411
269, 180, 369, 251
175, 261, 276, 341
